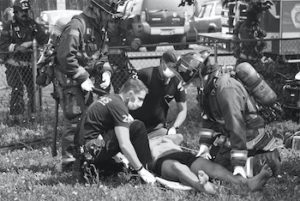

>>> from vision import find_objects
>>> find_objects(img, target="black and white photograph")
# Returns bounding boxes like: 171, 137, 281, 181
0, 0, 299, 200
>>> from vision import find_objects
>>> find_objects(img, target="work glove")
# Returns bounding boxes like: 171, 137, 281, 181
167, 127, 177, 135
196, 144, 211, 159
233, 166, 247, 179
137, 167, 156, 184
81, 78, 94, 92
100, 69, 111, 89
295, 71, 300, 80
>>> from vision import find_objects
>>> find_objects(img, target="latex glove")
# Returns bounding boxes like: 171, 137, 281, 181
100, 70, 111, 89
233, 166, 247, 179
112, 152, 129, 169
167, 127, 177, 135
81, 78, 94, 92
138, 167, 156, 184
196, 144, 211, 159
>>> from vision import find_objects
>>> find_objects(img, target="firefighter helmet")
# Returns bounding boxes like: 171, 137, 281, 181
175, 50, 210, 84
13, 0, 30, 12
91, 0, 125, 15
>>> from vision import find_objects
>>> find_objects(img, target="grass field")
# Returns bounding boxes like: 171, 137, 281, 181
0, 49, 299, 200
0, 85, 300, 201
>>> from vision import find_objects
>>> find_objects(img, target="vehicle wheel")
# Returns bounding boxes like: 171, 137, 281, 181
146, 46, 156, 51
174, 36, 188, 50
208, 27, 216, 33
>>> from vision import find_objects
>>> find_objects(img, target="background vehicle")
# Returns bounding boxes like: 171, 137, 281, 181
187, 0, 223, 42
123, 0, 193, 51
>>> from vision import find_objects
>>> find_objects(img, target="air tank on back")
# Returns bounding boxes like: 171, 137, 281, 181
235, 62, 277, 105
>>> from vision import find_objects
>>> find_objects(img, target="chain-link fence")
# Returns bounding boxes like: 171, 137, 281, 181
0, 42, 40, 125
0, 38, 299, 126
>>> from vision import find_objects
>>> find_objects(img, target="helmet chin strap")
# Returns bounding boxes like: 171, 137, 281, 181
91, 0, 115, 16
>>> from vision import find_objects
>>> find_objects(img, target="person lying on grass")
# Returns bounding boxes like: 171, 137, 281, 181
148, 134, 273, 194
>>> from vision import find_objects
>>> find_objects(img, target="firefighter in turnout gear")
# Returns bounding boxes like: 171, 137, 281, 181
0, 0, 48, 124
232, 0, 273, 66
174, 51, 282, 179
55, 0, 124, 170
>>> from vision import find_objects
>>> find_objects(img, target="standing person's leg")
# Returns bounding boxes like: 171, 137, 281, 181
5, 64, 25, 117
60, 86, 90, 169
22, 66, 35, 115
190, 157, 272, 191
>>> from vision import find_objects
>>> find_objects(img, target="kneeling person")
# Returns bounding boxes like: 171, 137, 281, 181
76, 78, 155, 183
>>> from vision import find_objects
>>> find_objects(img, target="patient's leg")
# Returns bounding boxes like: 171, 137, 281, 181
160, 159, 217, 194
246, 164, 272, 191
190, 157, 272, 191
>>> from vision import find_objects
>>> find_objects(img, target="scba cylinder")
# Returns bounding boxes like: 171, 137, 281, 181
235, 62, 277, 105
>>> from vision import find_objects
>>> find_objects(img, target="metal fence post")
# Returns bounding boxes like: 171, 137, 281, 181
214, 41, 218, 65
32, 38, 38, 114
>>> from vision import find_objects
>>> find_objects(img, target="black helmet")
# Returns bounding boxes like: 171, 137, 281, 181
13, 0, 30, 12
175, 50, 210, 84
91, 0, 125, 15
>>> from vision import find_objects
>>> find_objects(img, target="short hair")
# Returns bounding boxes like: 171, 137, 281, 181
119, 78, 148, 94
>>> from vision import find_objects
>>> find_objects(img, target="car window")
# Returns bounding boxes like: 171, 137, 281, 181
215, 2, 223, 16
197, 5, 205, 18
142, 0, 185, 11
199, 3, 213, 18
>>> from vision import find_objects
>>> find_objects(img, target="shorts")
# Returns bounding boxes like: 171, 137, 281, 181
154, 151, 197, 176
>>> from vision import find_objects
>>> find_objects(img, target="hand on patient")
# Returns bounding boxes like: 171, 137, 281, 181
196, 144, 211, 159
138, 167, 156, 184
233, 166, 247, 178
167, 127, 177, 135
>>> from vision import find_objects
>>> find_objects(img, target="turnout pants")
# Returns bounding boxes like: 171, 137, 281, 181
5, 64, 34, 115
59, 85, 92, 161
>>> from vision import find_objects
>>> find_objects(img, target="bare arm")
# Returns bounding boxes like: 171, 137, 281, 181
173, 101, 187, 128
114, 126, 143, 170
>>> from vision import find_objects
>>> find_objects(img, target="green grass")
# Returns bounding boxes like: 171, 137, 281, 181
0, 86, 300, 201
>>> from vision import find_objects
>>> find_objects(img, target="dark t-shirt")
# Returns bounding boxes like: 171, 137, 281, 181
130, 66, 186, 130
80, 94, 134, 143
